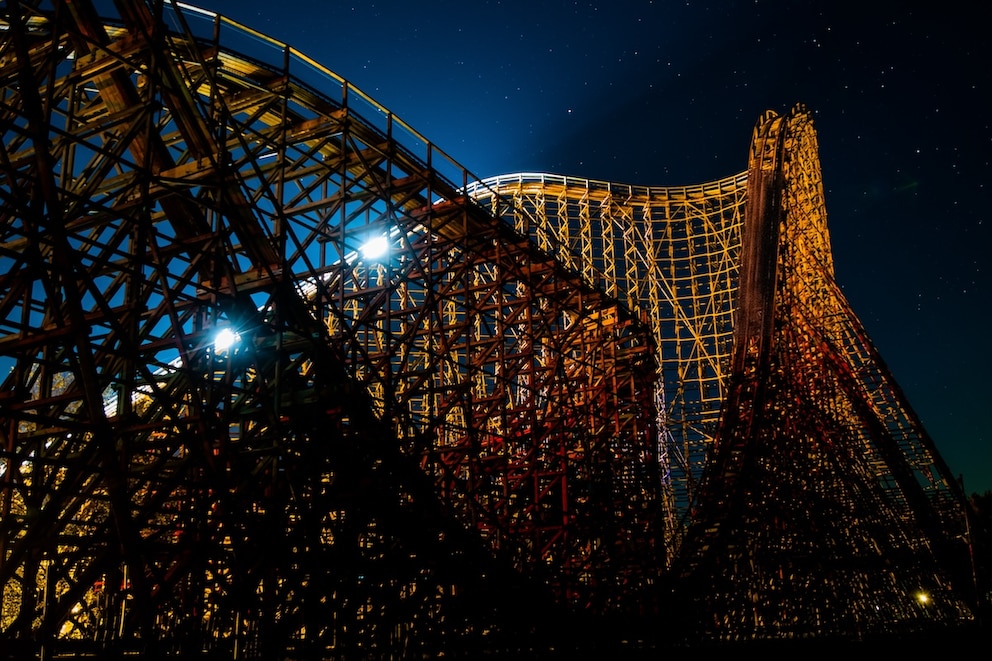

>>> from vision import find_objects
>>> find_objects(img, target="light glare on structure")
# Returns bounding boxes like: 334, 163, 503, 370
214, 328, 241, 353
360, 235, 389, 260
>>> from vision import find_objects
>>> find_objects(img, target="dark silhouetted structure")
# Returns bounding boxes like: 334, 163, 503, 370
0, 1, 976, 657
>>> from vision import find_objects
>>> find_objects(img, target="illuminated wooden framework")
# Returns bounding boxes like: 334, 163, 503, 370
470, 171, 746, 541
0, 0, 974, 656
672, 109, 974, 640
0, 1, 660, 656
472, 111, 975, 639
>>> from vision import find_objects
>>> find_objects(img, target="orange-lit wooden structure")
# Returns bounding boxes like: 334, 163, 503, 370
0, 1, 976, 656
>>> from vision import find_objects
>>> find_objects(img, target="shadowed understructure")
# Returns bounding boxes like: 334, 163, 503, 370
0, 1, 978, 657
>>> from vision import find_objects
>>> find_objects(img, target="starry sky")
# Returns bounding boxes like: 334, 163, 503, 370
161, 0, 990, 494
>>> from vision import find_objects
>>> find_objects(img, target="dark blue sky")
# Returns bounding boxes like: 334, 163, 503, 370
170, 0, 990, 494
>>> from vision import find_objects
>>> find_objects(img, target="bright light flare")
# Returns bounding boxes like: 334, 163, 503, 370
360, 235, 389, 260
214, 328, 241, 353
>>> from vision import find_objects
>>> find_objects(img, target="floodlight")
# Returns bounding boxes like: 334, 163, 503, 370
360, 234, 389, 260
214, 328, 241, 352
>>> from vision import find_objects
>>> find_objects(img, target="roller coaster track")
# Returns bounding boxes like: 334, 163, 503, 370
0, 1, 977, 656
471, 111, 976, 638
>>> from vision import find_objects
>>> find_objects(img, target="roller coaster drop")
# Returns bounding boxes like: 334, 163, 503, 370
0, 1, 977, 656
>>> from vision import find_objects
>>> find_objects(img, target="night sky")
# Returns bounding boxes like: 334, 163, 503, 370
173, 0, 990, 494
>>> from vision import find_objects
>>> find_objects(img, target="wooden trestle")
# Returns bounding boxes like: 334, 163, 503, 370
0, 1, 974, 656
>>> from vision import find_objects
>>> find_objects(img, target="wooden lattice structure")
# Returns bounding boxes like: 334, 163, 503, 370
0, 1, 976, 656
0, 1, 661, 656
472, 108, 975, 640
469, 170, 746, 545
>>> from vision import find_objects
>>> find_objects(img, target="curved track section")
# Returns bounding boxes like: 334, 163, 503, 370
472, 107, 974, 639
469, 170, 748, 542
0, 1, 975, 655
670, 108, 973, 640
0, 1, 661, 656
